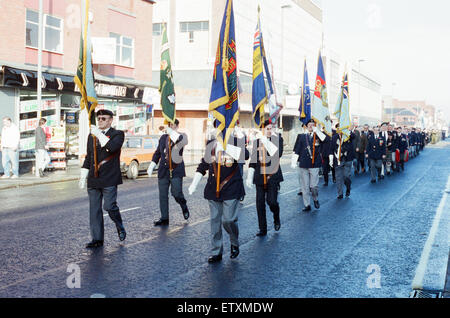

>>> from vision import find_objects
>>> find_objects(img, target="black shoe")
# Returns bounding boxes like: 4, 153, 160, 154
240, 196, 245, 202
230, 245, 239, 259
323, 182, 328, 187
371, 179, 376, 183
332, 178, 336, 183
274, 221, 281, 231
256, 230, 267, 237
380, 175, 384, 180
154, 219, 169, 226
182, 206, 190, 220
337, 194, 344, 199
314, 200, 320, 209
117, 227, 126, 241
302, 205, 311, 212
298, 191, 302, 196
345, 189, 351, 197
85, 240, 103, 248
208, 254, 222, 263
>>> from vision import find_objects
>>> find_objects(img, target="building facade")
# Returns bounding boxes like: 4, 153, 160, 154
0, 0, 156, 172
382, 97, 436, 129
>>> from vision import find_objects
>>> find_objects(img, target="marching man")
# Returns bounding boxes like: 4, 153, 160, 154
291, 119, 326, 212
188, 129, 249, 263
246, 119, 283, 236
79, 109, 126, 248
147, 119, 190, 226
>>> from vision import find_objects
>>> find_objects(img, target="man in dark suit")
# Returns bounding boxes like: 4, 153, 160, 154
358, 126, 368, 173
79, 109, 126, 248
320, 126, 336, 186
330, 124, 355, 198
147, 119, 190, 226
246, 119, 283, 237
396, 127, 408, 171
366, 126, 386, 183
188, 131, 249, 263
291, 119, 326, 212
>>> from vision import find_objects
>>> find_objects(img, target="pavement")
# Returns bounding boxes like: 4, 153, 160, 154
0, 141, 449, 298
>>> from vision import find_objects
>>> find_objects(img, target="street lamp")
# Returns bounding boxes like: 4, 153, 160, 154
391, 82, 396, 123
280, 3, 292, 130
358, 59, 365, 113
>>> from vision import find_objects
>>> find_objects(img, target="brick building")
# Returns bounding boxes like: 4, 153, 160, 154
0, 0, 156, 172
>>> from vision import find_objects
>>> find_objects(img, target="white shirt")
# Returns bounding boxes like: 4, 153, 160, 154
1, 123, 20, 149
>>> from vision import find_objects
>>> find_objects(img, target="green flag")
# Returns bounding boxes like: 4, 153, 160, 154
160, 25, 176, 124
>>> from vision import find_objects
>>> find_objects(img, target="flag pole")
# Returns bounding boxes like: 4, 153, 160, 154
216, 150, 221, 198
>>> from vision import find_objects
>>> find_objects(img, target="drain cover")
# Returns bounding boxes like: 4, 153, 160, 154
410, 290, 442, 298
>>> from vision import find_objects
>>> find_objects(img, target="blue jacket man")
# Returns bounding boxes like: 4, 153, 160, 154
147, 119, 190, 226
366, 127, 386, 183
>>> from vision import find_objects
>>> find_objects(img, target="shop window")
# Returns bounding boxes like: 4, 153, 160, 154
180, 21, 209, 33
109, 33, 134, 67
26, 9, 63, 53
143, 138, 154, 149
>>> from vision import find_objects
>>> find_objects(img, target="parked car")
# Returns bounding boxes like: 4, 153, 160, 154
120, 135, 159, 179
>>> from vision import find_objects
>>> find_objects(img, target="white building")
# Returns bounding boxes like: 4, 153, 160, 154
150, 0, 381, 152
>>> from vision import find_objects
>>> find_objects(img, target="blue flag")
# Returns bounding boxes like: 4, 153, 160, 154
209, 0, 239, 150
299, 59, 311, 125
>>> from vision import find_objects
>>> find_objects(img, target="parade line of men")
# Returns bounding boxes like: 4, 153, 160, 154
78, 110, 429, 263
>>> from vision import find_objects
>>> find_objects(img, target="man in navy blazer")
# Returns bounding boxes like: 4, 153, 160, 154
79, 109, 126, 248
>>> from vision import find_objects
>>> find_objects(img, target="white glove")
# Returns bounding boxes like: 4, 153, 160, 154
291, 154, 299, 169
255, 131, 263, 140
147, 161, 157, 177
188, 172, 203, 195
234, 126, 244, 139
90, 125, 109, 147
167, 127, 181, 143
260, 135, 278, 157
329, 155, 334, 168
78, 168, 89, 189
246, 168, 255, 189
313, 126, 326, 141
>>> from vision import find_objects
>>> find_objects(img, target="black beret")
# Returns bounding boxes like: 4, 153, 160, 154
307, 118, 316, 125
263, 119, 272, 127
381, 122, 388, 126
96, 109, 114, 117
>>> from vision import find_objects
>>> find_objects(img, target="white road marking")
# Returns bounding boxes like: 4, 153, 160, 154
411, 174, 450, 290
103, 207, 140, 217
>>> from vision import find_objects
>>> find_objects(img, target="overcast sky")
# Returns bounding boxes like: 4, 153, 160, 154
322, 0, 450, 122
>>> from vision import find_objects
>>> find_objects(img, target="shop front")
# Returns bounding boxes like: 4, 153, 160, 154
0, 65, 156, 174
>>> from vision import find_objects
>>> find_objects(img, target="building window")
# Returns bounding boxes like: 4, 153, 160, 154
26, 9, 63, 53
153, 23, 167, 36
180, 21, 209, 33
110, 33, 134, 67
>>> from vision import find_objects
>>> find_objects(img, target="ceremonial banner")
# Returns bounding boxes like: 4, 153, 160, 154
311, 51, 332, 135
334, 73, 351, 141
74, 0, 97, 126
160, 24, 176, 124
209, 0, 239, 150
299, 59, 311, 125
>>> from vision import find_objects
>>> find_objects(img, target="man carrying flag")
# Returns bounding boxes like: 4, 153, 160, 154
77, 0, 126, 248
147, 24, 190, 227
330, 73, 355, 198
247, 7, 283, 237
188, 0, 248, 263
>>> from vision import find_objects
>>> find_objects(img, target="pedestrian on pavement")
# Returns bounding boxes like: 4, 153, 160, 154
147, 119, 190, 226
188, 130, 249, 263
1, 117, 20, 179
366, 126, 386, 183
330, 123, 355, 199
291, 118, 326, 212
79, 109, 126, 248
35, 118, 51, 178
246, 119, 283, 237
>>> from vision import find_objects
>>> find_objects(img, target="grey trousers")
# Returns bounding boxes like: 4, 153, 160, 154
208, 199, 240, 256
335, 161, 352, 195
88, 186, 124, 242
158, 176, 187, 220
299, 167, 319, 207
369, 159, 383, 181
